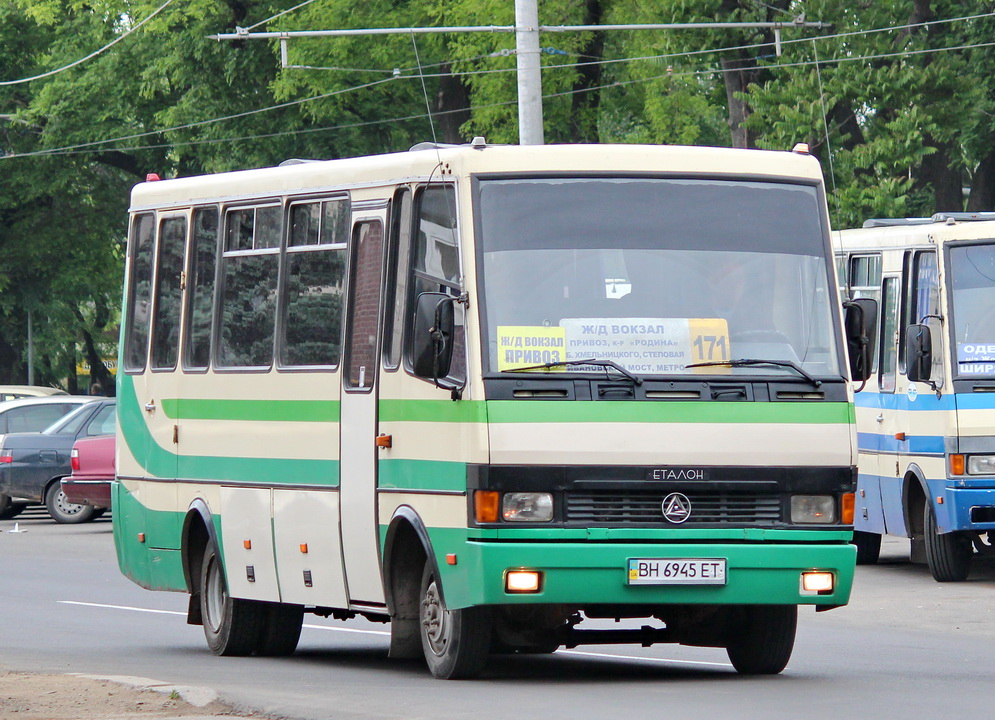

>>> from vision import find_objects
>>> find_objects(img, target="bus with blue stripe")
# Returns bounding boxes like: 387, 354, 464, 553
836, 214, 995, 580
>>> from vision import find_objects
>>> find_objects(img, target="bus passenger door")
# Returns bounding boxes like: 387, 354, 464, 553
339, 212, 387, 605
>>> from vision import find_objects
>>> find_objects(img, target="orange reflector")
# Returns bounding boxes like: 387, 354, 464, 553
300, 543, 309, 554
506, 570, 542, 593
841, 493, 855, 525
446, 553, 457, 565
802, 571, 834, 593
475, 490, 500, 523
936, 497, 944, 505
950, 454, 965, 476
243, 539, 252, 550
137, 533, 146, 544
894, 432, 906, 441
375, 434, 392, 449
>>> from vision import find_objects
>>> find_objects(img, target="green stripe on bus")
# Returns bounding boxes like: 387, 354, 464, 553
485, 400, 851, 424
160, 398, 340, 422
379, 399, 851, 424
119, 375, 338, 484
378, 458, 467, 492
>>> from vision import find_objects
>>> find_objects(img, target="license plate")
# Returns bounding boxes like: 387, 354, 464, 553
627, 558, 727, 585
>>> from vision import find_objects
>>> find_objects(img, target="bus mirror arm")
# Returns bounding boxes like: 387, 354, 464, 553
843, 298, 877, 384
412, 292, 465, 400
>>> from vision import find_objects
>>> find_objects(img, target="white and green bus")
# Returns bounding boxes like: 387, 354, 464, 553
114, 140, 870, 679
836, 214, 995, 581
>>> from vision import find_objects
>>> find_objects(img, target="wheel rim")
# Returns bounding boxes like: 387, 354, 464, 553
420, 575, 451, 657
54, 489, 86, 517
204, 555, 227, 633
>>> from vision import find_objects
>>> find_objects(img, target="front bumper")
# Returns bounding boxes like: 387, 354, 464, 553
436, 538, 856, 610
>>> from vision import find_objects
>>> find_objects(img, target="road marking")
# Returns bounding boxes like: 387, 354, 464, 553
560, 649, 732, 668
59, 601, 730, 667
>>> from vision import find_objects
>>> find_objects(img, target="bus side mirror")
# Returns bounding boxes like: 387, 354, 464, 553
843, 298, 877, 382
906, 323, 933, 382
412, 292, 455, 381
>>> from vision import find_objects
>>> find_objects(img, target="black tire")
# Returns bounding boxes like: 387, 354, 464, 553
199, 543, 266, 656
853, 530, 882, 565
256, 602, 304, 656
924, 502, 972, 582
45, 483, 97, 524
725, 605, 797, 675
419, 561, 491, 679
0, 494, 26, 520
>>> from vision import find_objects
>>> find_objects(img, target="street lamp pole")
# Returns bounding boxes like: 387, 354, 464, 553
515, 0, 543, 145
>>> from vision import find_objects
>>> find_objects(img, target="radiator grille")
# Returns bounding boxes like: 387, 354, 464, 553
565, 491, 782, 525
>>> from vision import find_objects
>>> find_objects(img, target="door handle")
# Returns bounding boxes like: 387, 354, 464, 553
876, 414, 884, 423
144, 400, 156, 413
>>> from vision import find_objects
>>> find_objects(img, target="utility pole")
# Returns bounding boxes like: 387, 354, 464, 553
212, 1, 826, 146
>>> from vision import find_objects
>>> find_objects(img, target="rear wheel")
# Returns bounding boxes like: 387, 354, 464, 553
725, 605, 797, 675
256, 602, 304, 656
419, 561, 491, 679
853, 530, 882, 565
45, 483, 96, 524
0, 494, 26, 520
924, 502, 972, 582
199, 543, 266, 656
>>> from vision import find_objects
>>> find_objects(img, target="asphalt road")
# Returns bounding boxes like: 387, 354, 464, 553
1, 507, 992, 720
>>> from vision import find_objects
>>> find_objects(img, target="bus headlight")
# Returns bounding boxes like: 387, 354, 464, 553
502, 492, 554, 522
790, 495, 836, 524
967, 455, 995, 475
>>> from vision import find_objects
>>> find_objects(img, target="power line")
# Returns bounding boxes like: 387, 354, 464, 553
0, 0, 175, 86
5, 13, 995, 160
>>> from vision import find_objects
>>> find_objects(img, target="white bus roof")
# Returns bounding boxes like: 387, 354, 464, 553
129, 142, 824, 212
836, 213, 995, 252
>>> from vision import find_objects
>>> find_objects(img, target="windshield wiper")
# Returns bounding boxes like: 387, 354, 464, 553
504, 358, 643, 385
684, 358, 822, 387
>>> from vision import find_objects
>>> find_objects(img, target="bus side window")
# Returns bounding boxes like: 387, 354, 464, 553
217, 205, 281, 368
123, 213, 156, 372
879, 277, 900, 393
383, 187, 413, 371
151, 216, 187, 370
405, 185, 465, 383
280, 198, 348, 367
184, 207, 219, 371
344, 220, 385, 390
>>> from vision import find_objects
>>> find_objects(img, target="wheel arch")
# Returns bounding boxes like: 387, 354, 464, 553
181, 498, 218, 625
902, 464, 929, 537
382, 505, 440, 614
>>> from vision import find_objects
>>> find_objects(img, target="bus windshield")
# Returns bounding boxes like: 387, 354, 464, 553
949, 241, 995, 376
476, 177, 841, 379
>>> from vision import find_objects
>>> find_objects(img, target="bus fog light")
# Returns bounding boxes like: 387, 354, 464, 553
506, 570, 542, 593
502, 492, 554, 522
791, 495, 836, 523
801, 571, 834, 594
967, 455, 995, 475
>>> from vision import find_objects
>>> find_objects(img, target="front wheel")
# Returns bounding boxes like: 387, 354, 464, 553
199, 544, 266, 656
853, 530, 882, 565
419, 561, 491, 679
725, 605, 797, 675
45, 483, 96, 524
924, 502, 972, 582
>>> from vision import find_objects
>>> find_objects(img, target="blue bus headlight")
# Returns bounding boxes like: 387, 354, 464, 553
790, 495, 836, 523
502, 492, 554, 522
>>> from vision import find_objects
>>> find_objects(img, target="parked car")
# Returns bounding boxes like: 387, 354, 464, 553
0, 399, 115, 523
0, 396, 101, 520
61, 435, 114, 512
0, 385, 69, 401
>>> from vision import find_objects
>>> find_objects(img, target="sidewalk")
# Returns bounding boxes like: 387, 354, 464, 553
0, 670, 268, 720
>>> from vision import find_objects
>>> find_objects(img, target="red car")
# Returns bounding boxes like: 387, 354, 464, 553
60, 434, 114, 515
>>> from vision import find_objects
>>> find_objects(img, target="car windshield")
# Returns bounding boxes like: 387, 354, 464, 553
43, 401, 97, 435
949, 241, 995, 377
476, 177, 842, 379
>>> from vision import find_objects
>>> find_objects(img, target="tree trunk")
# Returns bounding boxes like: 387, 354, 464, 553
920, 138, 964, 213
435, 65, 471, 144
568, 0, 605, 143
721, 57, 758, 149
966, 150, 995, 211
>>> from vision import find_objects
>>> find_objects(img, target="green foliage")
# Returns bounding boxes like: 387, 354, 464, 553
4, 0, 995, 385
